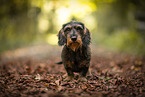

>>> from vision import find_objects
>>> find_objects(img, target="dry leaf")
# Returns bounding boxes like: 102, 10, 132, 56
55, 80, 60, 86
35, 74, 41, 80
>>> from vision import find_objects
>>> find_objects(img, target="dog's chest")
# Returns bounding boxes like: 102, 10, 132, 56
70, 48, 86, 62
69, 49, 87, 70
62, 45, 90, 71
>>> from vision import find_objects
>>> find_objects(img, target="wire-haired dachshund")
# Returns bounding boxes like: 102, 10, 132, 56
58, 21, 91, 81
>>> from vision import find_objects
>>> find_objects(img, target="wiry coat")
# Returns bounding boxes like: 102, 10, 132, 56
58, 21, 91, 79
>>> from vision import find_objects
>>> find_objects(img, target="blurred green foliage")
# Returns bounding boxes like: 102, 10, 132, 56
94, 0, 145, 55
0, 0, 40, 52
0, 0, 145, 55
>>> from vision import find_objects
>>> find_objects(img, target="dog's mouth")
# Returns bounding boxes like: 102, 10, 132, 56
67, 41, 82, 51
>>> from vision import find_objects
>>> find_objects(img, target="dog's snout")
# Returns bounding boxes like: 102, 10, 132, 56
71, 36, 77, 41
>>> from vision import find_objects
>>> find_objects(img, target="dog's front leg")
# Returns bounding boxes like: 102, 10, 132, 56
79, 61, 90, 81
65, 67, 74, 81
63, 61, 74, 81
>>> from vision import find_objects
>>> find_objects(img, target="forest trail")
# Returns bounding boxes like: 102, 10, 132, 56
0, 44, 145, 97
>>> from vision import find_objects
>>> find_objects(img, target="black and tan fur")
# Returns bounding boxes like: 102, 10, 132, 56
58, 21, 91, 81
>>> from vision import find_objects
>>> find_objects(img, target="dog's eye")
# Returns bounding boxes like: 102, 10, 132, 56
76, 27, 83, 31
65, 28, 71, 32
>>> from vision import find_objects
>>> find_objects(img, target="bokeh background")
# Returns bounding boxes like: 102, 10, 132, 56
0, 0, 145, 58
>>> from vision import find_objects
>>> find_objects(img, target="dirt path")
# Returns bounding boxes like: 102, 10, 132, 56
0, 45, 145, 97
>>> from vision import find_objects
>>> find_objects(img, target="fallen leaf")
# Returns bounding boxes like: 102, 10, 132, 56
35, 74, 41, 80
75, 88, 82, 94
45, 83, 49, 86
80, 84, 87, 90
55, 80, 60, 86
134, 67, 140, 71
57, 86, 65, 91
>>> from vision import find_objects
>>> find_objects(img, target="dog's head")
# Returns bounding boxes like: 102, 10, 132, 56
58, 21, 91, 51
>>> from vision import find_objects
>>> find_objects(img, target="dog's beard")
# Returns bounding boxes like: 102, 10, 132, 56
67, 40, 82, 52
66, 35, 82, 51
68, 42, 81, 51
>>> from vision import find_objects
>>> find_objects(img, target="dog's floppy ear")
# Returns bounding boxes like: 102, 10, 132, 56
57, 29, 66, 46
82, 27, 91, 46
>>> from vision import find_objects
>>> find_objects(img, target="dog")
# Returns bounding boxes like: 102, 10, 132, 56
57, 21, 91, 81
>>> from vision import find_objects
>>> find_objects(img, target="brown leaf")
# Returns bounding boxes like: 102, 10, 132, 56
61, 82, 70, 86
88, 80, 97, 84
57, 86, 65, 91
49, 82, 56, 86
45, 83, 49, 86
55, 80, 60, 86
35, 74, 41, 80
80, 84, 88, 90
74, 88, 82, 94
134, 67, 140, 71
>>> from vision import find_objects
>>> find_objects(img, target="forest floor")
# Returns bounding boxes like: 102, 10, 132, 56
0, 44, 145, 97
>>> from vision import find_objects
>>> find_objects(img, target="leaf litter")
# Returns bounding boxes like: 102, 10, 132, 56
0, 52, 145, 97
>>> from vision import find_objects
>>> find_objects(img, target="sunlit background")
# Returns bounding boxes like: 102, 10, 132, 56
0, 0, 145, 57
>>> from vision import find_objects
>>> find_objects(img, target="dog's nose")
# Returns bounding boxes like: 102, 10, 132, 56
71, 36, 77, 41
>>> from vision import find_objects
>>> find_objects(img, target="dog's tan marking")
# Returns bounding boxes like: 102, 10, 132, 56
67, 35, 82, 51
